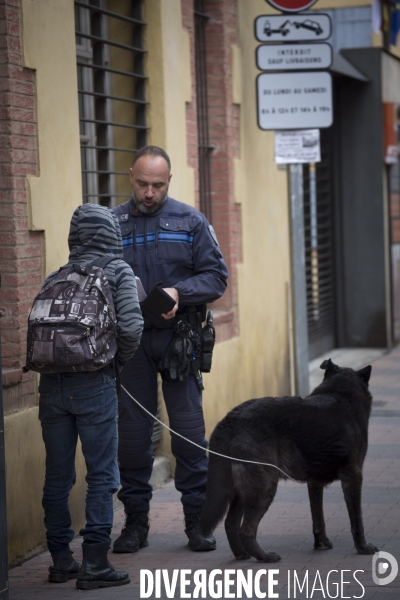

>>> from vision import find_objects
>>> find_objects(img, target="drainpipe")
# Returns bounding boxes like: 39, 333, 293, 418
288, 164, 309, 397
0, 335, 9, 600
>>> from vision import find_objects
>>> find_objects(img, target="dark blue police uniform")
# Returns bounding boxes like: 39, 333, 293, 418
113, 196, 228, 517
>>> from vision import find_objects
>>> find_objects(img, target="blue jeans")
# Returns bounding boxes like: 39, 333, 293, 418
38, 371, 119, 557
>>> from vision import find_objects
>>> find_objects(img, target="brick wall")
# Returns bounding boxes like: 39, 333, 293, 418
181, 0, 242, 342
181, 0, 200, 209
0, 0, 43, 412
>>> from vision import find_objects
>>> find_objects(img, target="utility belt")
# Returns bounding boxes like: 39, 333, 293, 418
158, 308, 216, 391
142, 304, 206, 330
143, 317, 175, 330
86, 363, 115, 378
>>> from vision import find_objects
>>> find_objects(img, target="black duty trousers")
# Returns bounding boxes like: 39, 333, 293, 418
117, 328, 208, 515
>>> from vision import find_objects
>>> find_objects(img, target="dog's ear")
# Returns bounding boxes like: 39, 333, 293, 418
320, 358, 336, 371
320, 358, 339, 377
357, 365, 372, 384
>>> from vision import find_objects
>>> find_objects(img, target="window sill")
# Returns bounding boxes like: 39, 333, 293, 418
211, 308, 237, 343
2, 367, 23, 388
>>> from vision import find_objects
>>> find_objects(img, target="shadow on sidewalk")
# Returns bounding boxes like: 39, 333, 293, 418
8, 346, 400, 599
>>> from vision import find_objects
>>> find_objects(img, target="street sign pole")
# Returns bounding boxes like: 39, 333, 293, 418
0, 337, 9, 600
288, 164, 309, 397
256, 0, 326, 395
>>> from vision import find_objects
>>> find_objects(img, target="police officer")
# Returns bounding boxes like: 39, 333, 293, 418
112, 146, 228, 553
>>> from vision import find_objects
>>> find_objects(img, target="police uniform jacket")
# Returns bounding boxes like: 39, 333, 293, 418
113, 197, 228, 316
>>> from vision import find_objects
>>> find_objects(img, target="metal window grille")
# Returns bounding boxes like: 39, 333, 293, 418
74, 0, 164, 448
303, 129, 336, 360
194, 0, 213, 223
75, 0, 148, 207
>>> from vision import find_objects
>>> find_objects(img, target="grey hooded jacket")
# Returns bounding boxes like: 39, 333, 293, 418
45, 204, 143, 366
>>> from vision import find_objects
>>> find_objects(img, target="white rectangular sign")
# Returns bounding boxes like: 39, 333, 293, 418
255, 14, 332, 43
256, 43, 332, 71
257, 71, 333, 130
275, 129, 321, 164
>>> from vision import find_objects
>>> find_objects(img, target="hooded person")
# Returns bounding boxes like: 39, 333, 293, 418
37, 204, 143, 590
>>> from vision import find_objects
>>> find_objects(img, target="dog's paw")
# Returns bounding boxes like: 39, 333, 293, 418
234, 551, 251, 560
314, 538, 333, 551
356, 543, 379, 555
259, 552, 281, 563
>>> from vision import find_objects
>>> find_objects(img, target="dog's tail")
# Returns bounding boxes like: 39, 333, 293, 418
200, 453, 233, 535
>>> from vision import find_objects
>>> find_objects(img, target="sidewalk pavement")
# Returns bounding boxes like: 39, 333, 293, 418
8, 347, 400, 599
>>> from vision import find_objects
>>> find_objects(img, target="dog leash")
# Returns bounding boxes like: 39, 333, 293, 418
121, 385, 305, 484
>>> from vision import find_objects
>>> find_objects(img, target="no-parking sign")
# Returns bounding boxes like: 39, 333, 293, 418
266, 0, 319, 12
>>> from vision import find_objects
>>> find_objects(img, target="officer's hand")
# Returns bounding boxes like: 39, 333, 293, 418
162, 288, 179, 319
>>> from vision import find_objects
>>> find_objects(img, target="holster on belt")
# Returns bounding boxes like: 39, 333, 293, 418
159, 307, 216, 391
200, 311, 215, 373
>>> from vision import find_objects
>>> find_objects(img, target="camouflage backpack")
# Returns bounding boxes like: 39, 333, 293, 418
25, 257, 118, 374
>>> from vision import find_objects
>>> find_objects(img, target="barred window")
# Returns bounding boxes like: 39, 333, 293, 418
75, 0, 148, 207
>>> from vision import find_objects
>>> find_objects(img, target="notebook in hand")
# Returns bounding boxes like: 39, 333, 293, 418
140, 282, 176, 326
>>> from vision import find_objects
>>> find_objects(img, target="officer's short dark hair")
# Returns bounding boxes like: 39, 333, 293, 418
132, 146, 171, 171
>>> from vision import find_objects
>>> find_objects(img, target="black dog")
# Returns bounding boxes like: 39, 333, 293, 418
200, 359, 378, 562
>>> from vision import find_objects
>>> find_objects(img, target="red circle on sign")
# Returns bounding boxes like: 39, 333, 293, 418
266, 0, 319, 12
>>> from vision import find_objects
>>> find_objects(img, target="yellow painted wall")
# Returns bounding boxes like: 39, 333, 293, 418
143, 0, 292, 462
311, 0, 371, 8
144, 0, 195, 206
5, 408, 46, 564
5, 408, 86, 565
5, 0, 87, 565
231, 0, 292, 402
8, 0, 397, 564
5, 0, 291, 561
21, 0, 82, 277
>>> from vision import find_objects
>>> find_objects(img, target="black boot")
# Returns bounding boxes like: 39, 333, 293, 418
76, 542, 130, 590
185, 514, 216, 551
112, 511, 149, 553
48, 550, 81, 583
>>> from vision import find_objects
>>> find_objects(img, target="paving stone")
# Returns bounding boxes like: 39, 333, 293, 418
8, 346, 400, 599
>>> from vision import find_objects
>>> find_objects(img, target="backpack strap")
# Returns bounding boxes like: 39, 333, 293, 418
57, 258, 119, 275
85, 256, 121, 388
85, 256, 121, 386
57, 263, 87, 275
85, 256, 121, 395
84, 256, 120, 274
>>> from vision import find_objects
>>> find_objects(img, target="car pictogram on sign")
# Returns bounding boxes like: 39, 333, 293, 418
255, 14, 331, 42
293, 19, 323, 34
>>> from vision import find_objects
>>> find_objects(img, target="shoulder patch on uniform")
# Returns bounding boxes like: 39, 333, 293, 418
208, 225, 219, 246
118, 214, 129, 222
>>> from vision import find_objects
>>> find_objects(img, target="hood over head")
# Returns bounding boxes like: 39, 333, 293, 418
68, 203, 123, 263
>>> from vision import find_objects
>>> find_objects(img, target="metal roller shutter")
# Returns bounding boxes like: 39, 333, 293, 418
303, 129, 336, 360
